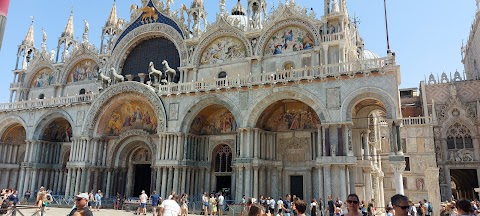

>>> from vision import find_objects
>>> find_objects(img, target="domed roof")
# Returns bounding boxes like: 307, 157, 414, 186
231, 0, 246, 15
363, 49, 380, 60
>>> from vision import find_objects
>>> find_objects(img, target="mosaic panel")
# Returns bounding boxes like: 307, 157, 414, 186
200, 37, 246, 65
265, 26, 314, 55
68, 59, 98, 83
190, 108, 237, 135
30, 68, 54, 88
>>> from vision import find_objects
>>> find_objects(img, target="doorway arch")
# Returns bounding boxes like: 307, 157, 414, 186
212, 144, 233, 197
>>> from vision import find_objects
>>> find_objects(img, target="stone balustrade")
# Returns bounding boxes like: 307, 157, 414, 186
401, 116, 432, 126
0, 94, 95, 111
321, 32, 345, 42
159, 56, 394, 95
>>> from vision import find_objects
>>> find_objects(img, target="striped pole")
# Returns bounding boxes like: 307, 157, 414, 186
0, 0, 10, 50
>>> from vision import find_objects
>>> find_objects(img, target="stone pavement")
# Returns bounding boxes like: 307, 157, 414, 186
12, 206, 201, 216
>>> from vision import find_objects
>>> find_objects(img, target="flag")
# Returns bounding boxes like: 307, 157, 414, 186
0, 0, 10, 50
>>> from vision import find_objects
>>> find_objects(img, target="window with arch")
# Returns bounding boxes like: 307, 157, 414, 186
446, 123, 473, 150
214, 144, 233, 173
38, 94, 45, 99
283, 62, 295, 70
218, 71, 227, 79
79, 88, 86, 95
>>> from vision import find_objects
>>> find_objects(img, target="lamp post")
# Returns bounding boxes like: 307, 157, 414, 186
0, 0, 10, 50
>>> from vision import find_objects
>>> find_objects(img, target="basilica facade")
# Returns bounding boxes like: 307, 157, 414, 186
0, 0, 440, 212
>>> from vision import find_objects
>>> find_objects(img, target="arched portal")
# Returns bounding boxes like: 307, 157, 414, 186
450, 169, 479, 200
189, 104, 237, 135
0, 123, 26, 189
212, 144, 233, 197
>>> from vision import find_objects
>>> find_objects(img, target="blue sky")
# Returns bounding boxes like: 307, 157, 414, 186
0, 0, 475, 102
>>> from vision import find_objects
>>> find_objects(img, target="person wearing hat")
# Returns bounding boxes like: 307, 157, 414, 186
68, 193, 93, 216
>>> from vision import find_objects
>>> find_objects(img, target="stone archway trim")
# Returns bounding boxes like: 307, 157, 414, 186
109, 129, 156, 167
341, 87, 398, 122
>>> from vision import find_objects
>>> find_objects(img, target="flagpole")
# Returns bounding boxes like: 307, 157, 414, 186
383, 0, 391, 53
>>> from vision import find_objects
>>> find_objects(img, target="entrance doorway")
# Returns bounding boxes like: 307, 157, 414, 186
216, 176, 232, 196
133, 164, 151, 196
450, 169, 479, 200
290, 175, 304, 199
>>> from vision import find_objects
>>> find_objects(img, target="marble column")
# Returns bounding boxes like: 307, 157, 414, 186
106, 169, 112, 197
348, 165, 356, 194
390, 160, 406, 195
317, 166, 324, 201
362, 168, 372, 203
323, 165, 331, 202
253, 166, 259, 199
185, 168, 191, 196
204, 168, 211, 194
75, 168, 81, 194
161, 167, 168, 198
362, 130, 371, 160
425, 168, 441, 216
173, 167, 180, 194
236, 166, 244, 201
181, 167, 187, 194
378, 173, 385, 210
339, 165, 347, 201
244, 166, 252, 197
65, 168, 72, 197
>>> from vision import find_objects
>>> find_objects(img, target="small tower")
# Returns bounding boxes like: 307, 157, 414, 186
16, 17, 36, 70
56, 11, 75, 63
247, 0, 266, 30
188, 0, 207, 37
101, 0, 122, 54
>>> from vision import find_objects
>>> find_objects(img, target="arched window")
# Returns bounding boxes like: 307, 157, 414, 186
79, 89, 86, 95
218, 71, 227, 79
446, 123, 473, 149
214, 145, 232, 173
38, 94, 45, 99
283, 62, 295, 70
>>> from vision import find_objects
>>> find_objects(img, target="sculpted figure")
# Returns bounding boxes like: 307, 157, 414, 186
162, 60, 176, 83
148, 62, 163, 84
110, 67, 124, 83
98, 68, 112, 88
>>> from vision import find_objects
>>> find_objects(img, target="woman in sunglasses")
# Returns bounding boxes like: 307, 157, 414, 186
342, 194, 362, 216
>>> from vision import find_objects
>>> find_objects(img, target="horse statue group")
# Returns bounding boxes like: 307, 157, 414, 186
148, 60, 177, 85
98, 66, 125, 89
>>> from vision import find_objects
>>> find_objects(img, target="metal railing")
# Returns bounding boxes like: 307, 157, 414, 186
402, 116, 432, 126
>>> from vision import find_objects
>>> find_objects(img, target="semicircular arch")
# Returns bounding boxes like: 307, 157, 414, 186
341, 87, 398, 122
31, 109, 75, 140
0, 115, 27, 137
109, 130, 155, 167
82, 82, 167, 137
60, 53, 101, 84
25, 65, 56, 89
193, 26, 253, 66
245, 88, 329, 127
256, 18, 320, 56
179, 95, 242, 133
110, 23, 188, 70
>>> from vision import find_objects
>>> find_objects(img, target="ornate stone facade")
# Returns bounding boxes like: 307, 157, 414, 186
0, 0, 422, 208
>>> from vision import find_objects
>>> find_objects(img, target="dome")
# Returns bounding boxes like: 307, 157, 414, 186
231, 0, 246, 15
363, 49, 381, 60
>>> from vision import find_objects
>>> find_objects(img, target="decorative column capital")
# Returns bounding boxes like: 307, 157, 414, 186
390, 161, 406, 173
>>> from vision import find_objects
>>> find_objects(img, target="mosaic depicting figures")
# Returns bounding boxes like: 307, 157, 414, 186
1, 125, 26, 144
31, 68, 55, 88
260, 102, 320, 131
190, 109, 237, 135
265, 26, 314, 55
42, 119, 72, 142
68, 59, 98, 82
200, 37, 246, 65
102, 100, 157, 136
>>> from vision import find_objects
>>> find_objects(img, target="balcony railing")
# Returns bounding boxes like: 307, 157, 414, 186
321, 32, 345, 42
401, 116, 432, 126
10, 83, 22, 89
0, 94, 95, 111
159, 56, 394, 95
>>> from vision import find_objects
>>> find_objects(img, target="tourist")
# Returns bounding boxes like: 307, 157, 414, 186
203, 192, 209, 216
33, 191, 46, 216
282, 194, 292, 216
180, 193, 189, 216
293, 199, 307, 216
390, 194, 409, 216
456, 199, 474, 215
115, 192, 121, 210
407, 200, 417, 216
168, 191, 175, 200
277, 198, 283, 216
94, 190, 102, 211
151, 191, 160, 216
249, 203, 270, 216
135, 190, 148, 215
159, 194, 181, 216
218, 192, 224, 215
310, 198, 317, 216
268, 197, 276, 214
24, 190, 31, 203
327, 195, 334, 216
424, 199, 432, 216
385, 207, 393, 216
88, 191, 94, 211
318, 198, 324, 216
67, 193, 93, 216
342, 194, 362, 216
209, 193, 218, 216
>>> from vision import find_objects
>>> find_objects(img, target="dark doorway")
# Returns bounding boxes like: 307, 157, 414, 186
450, 169, 479, 200
133, 164, 151, 196
290, 175, 304, 200
216, 176, 232, 196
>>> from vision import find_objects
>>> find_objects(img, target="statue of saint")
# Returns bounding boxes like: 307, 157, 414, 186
42, 28, 47, 43
84, 19, 89, 34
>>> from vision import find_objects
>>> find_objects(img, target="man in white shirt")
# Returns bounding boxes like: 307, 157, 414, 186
160, 194, 181, 216
218, 192, 225, 215
136, 190, 148, 215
